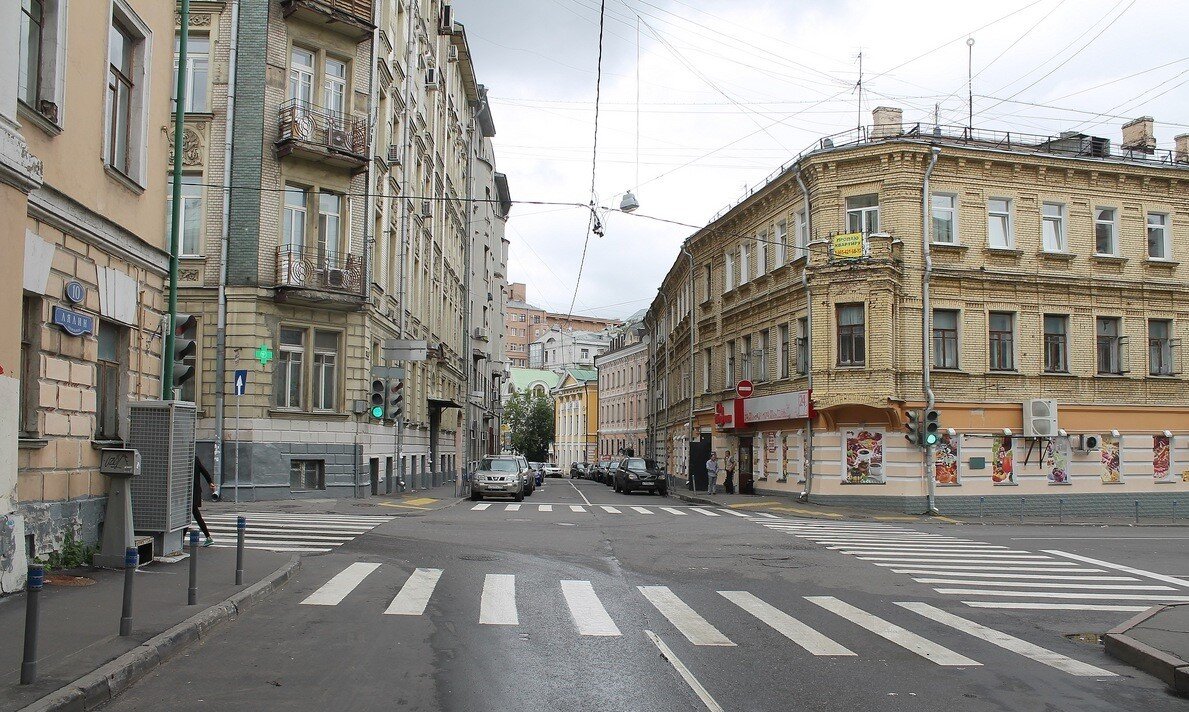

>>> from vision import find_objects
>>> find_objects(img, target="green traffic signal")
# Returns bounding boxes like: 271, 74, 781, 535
370, 405, 385, 419
924, 408, 940, 446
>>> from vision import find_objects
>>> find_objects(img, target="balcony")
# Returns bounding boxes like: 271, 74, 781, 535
274, 246, 366, 309
280, 0, 374, 42
276, 100, 369, 171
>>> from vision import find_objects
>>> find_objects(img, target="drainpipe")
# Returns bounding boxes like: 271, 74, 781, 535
356, 1, 380, 499
460, 111, 478, 497
680, 242, 695, 482
922, 146, 941, 515
794, 169, 814, 503
213, 0, 240, 485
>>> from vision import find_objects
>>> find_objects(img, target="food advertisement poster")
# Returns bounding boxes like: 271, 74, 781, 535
934, 432, 959, 486
1100, 435, 1122, 484
1154, 435, 1174, 483
1045, 436, 1072, 484
991, 435, 1014, 484
843, 430, 885, 484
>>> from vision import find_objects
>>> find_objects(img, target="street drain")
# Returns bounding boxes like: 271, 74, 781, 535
1064, 633, 1104, 645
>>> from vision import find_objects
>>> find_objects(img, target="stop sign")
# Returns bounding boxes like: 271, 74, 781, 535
736, 380, 754, 398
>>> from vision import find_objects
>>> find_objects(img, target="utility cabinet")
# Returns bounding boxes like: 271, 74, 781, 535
128, 400, 196, 556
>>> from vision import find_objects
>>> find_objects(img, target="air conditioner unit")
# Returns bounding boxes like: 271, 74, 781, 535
447, 46, 459, 62
473, 327, 489, 341
1077, 434, 1102, 452
325, 268, 347, 288
425, 67, 439, 90
387, 144, 401, 163
1023, 399, 1058, 437
327, 126, 352, 151
420, 201, 433, 219
438, 5, 454, 34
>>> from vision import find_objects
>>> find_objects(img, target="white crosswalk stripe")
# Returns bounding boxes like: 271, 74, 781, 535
465, 503, 753, 518
691, 508, 721, 517
561, 580, 621, 636
719, 591, 854, 656
385, 568, 443, 615
539, 504, 553, 512
639, 585, 734, 646
600, 506, 621, 514
718, 509, 753, 517
480, 574, 518, 625
806, 596, 980, 666
301, 562, 381, 606
631, 506, 654, 515
659, 507, 688, 516
471, 503, 492, 511
205, 513, 391, 554
505, 504, 521, 511
570, 505, 587, 513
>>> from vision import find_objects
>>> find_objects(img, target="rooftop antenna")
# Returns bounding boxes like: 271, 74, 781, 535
966, 37, 975, 133
855, 50, 863, 134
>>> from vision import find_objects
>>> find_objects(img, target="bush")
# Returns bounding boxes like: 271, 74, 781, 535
41, 532, 95, 571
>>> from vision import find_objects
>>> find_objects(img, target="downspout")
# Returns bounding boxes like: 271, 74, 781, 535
794, 169, 814, 503
460, 112, 478, 497
213, 0, 240, 484
357, 1, 380, 498
393, 9, 417, 493
922, 146, 942, 515
680, 242, 695, 482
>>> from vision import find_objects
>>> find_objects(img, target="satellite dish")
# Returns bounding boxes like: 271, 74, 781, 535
619, 190, 640, 213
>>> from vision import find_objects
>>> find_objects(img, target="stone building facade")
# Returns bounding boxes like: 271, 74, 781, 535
650, 109, 1189, 514
503, 281, 620, 368
553, 369, 597, 470
595, 322, 648, 459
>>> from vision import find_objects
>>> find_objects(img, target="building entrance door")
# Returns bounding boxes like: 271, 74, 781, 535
370, 458, 379, 496
738, 437, 754, 494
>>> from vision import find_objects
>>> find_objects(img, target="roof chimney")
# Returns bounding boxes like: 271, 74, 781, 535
872, 106, 903, 138
1175, 134, 1189, 164
1121, 116, 1156, 154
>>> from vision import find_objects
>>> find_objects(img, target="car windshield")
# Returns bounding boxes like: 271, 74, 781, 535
481, 458, 519, 472
625, 458, 655, 472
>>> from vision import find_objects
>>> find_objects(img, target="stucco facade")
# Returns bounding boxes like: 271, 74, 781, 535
595, 325, 648, 459
553, 369, 597, 470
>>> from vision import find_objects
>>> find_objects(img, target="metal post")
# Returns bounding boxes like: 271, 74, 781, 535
235, 516, 245, 585
234, 389, 241, 504
120, 548, 137, 636
163, 0, 190, 397
20, 565, 44, 685
188, 531, 199, 605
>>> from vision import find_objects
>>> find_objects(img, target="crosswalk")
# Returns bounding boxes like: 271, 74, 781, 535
468, 502, 750, 518
203, 512, 394, 553
750, 518, 1189, 613
296, 561, 1116, 677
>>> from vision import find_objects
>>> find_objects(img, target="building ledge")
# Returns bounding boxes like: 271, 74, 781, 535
90, 439, 124, 450
983, 247, 1023, 258
268, 409, 353, 420
930, 242, 969, 253
18, 438, 49, 450
1145, 258, 1179, 268
1038, 250, 1076, 262
1091, 254, 1128, 266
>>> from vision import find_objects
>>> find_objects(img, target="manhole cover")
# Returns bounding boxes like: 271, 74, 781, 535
45, 574, 96, 587
1064, 633, 1104, 645
458, 555, 499, 562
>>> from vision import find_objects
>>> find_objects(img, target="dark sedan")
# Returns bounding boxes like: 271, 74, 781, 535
613, 458, 668, 496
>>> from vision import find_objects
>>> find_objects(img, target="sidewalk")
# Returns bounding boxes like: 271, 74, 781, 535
204, 482, 465, 518
1106, 604, 1189, 695
0, 545, 294, 712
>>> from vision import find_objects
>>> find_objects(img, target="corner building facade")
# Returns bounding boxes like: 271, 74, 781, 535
650, 111, 1189, 515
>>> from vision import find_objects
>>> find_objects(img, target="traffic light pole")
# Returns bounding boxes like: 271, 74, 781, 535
163, 0, 189, 399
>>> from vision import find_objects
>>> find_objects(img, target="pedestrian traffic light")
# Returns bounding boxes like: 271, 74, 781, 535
172, 313, 197, 391
369, 377, 386, 420
924, 408, 940, 447
905, 409, 922, 448
387, 379, 404, 421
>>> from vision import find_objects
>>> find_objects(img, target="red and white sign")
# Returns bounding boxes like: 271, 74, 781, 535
714, 399, 745, 429
742, 390, 812, 424
736, 380, 754, 399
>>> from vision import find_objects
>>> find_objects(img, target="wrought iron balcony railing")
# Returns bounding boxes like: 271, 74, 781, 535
275, 245, 364, 296
277, 99, 368, 162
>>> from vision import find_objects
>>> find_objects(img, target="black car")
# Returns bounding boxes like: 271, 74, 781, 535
570, 462, 589, 478
603, 459, 622, 487
613, 458, 668, 496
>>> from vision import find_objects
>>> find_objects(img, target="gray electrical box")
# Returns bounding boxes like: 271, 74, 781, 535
129, 401, 196, 555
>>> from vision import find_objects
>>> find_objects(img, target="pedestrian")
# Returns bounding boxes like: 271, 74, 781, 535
706, 451, 719, 495
723, 450, 736, 495
191, 456, 216, 547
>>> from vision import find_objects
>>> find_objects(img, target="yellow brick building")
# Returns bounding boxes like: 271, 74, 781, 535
553, 369, 598, 471
650, 110, 1189, 515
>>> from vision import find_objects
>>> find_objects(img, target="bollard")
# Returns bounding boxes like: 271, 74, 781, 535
1059, 498, 1064, 525
188, 530, 199, 605
1019, 497, 1025, 524
979, 496, 985, 519
20, 564, 44, 685
119, 547, 138, 636
1134, 499, 1140, 525
235, 516, 246, 586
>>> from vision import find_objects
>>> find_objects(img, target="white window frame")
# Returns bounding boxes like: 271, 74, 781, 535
740, 244, 750, 285
702, 347, 711, 393
1147, 212, 1170, 260
755, 231, 767, 276
283, 185, 308, 252
276, 328, 305, 409
323, 56, 348, 115
987, 198, 1013, 249
167, 174, 203, 256
289, 46, 315, 105
778, 323, 789, 379
846, 194, 879, 234
317, 191, 342, 258
795, 208, 809, 258
18, 0, 67, 130
931, 193, 957, 244
173, 33, 210, 113
1094, 207, 1118, 256
775, 221, 788, 265
724, 251, 735, 291
104, 0, 152, 186
312, 330, 339, 411
1042, 202, 1066, 253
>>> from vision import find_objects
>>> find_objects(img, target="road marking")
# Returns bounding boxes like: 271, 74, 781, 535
718, 509, 752, 518
840, 551, 1047, 559
911, 579, 1173, 590
753, 512, 780, 519
300, 562, 382, 606
505, 504, 521, 512
631, 506, 654, 515
805, 596, 980, 666
539, 504, 553, 512
570, 505, 587, 513
891, 570, 1137, 581
210, 544, 332, 553
561, 580, 621, 636
1014, 537, 1189, 540
827, 544, 1015, 551
660, 507, 688, 516
933, 589, 1189, 601
1043, 551, 1189, 588
471, 503, 492, 511
719, 591, 855, 656
645, 630, 725, 712
871, 563, 1094, 572
896, 602, 1115, 677
402, 497, 438, 506
725, 501, 782, 509
963, 602, 1151, 612
384, 568, 443, 615
209, 513, 394, 523
639, 586, 735, 646
857, 557, 1057, 566
568, 480, 593, 506
601, 506, 622, 514
691, 508, 721, 517
204, 528, 357, 540
480, 574, 518, 625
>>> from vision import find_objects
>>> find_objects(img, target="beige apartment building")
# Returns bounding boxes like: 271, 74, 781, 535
503, 281, 620, 368
650, 109, 1189, 515
595, 321, 649, 459
6, 0, 174, 584
553, 369, 597, 470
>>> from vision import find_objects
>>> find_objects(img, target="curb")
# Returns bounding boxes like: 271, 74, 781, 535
1104, 604, 1189, 696
19, 556, 301, 712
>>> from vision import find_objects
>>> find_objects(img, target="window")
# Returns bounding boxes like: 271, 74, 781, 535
846, 194, 879, 234
581, 348, 590, 360
741, 335, 752, 381
988, 312, 1014, 371
283, 185, 307, 252
96, 321, 125, 440
987, 198, 1013, 248
166, 175, 203, 256
795, 209, 809, 258
796, 317, 808, 375
19, 295, 39, 437
172, 35, 209, 113
726, 339, 735, 385
755, 233, 767, 276
837, 304, 865, 366
1094, 207, 1117, 256
1043, 315, 1068, 373
312, 330, 338, 410
1097, 317, 1123, 375
754, 331, 767, 382
1147, 213, 1169, 259
317, 192, 342, 258
724, 250, 735, 290
19, 0, 44, 108
107, 20, 136, 176
179, 316, 198, 403
740, 244, 750, 284
932, 309, 959, 369
275, 327, 304, 408
775, 221, 788, 265
290, 459, 325, 491
779, 323, 790, 379
702, 264, 711, 302
323, 57, 348, 115
1042, 202, 1066, 252
702, 348, 711, 392
289, 47, 315, 104
1148, 320, 1174, 376
932, 194, 956, 244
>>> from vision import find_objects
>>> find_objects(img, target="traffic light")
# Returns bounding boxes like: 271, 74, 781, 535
172, 313, 197, 392
905, 409, 922, 448
387, 379, 404, 421
923, 408, 940, 447
369, 377, 386, 420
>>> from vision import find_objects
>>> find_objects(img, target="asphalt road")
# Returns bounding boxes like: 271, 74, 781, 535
103, 479, 1188, 711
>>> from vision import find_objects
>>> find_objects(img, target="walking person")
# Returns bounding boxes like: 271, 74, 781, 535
706, 451, 719, 495
723, 450, 736, 495
191, 456, 217, 547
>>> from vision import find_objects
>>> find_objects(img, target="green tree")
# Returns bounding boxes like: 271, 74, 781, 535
504, 390, 554, 462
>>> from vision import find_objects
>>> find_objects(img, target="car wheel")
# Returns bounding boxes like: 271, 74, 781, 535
470, 491, 481, 501
514, 492, 524, 502
657, 489, 667, 497
623, 487, 632, 495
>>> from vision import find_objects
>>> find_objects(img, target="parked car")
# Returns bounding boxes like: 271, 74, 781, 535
569, 462, 583, 478
591, 459, 610, 483
518, 456, 536, 495
613, 458, 668, 496
603, 459, 622, 487
470, 456, 527, 501
543, 463, 563, 478
571, 462, 593, 479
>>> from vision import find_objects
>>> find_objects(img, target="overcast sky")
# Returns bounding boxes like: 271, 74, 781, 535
451, 0, 1188, 319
